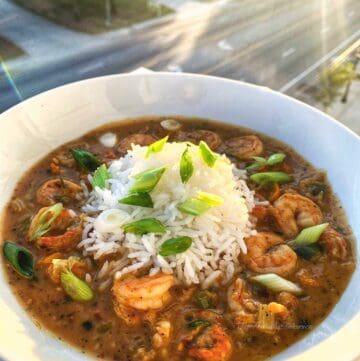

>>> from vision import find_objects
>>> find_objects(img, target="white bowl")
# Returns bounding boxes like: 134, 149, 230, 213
0, 73, 359, 361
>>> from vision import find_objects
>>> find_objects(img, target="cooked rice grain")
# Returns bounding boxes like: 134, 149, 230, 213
80, 142, 255, 287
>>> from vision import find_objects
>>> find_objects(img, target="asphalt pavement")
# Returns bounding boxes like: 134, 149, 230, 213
0, 0, 359, 112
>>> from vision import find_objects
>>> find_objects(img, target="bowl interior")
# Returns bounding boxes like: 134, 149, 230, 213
0, 73, 359, 361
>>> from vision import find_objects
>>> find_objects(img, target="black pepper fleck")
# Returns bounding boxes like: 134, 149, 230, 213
82, 320, 93, 331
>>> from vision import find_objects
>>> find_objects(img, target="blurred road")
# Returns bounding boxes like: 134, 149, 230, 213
0, 0, 359, 111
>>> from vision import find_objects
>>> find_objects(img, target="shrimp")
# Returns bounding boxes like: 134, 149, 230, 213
177, 130, 222, 150
118, 134, 156, 154
227, 278, 258, 327
270, 193, 322, 238
188, 325, 233, 361
37, 228, 81, 250
29, 206, 82, 250
152, 320, 171, 349
276, 292, 299, 311
38, 253, 87, 284
223, 135, 263, 160
112, 273, 175, 325
228, 280, 294, 335
242, 232, 297, 276
133, 348, 156, 361
36, 178, 82, 206
320, 227, 349, 260
296, 269, 320, 288
112, 301, 143, 326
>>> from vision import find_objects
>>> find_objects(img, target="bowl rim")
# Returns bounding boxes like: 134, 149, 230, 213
3, 71, 360, 142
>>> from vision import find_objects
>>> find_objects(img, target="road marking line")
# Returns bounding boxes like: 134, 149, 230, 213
278, 29, 360, 93
282, 47, 296, 58
217, 39, 233, 51
77, 61, 105, 75
0, 14, 18, 26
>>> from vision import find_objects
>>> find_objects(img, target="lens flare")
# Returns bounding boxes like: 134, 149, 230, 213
0, 56, 23, 102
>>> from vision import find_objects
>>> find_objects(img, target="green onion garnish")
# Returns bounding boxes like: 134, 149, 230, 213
92, 164, 110, 189
70, 148, 100, 172
3, 241, 34, 279
180, 148, 194, 184
178, 198, 210, 215
293, 244, 320, 260
250, 171, 292, 185
159, 236, 192, 256
146, 136, 168, 158
246, 153, 286, 170
246, 156, 267, 170
196, 192, 223, 206
267, 153, 286, 166
187, 319, 211, 329
119, 193, 153, 208
29, 203, 63, 241
199, 141, 218, 167
61, 269, 94, 302
250, 273, 304, 296
130, 166, 167, 193
309, 183, 326, 198
178, 192, 223, 216
293, 223, 329, 246
123, 218, 166, 235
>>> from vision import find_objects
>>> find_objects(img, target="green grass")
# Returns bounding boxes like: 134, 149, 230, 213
0, 36, 25, 60
12, 0, 173, 34
316, 62, 357, 108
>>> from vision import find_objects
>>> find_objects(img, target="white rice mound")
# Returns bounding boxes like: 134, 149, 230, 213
79, 142, 256, 289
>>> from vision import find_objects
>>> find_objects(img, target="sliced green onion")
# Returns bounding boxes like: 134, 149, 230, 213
70, 148, 100, 172
187, 319, 211, 329
309, 183, 326, 198
250, 274, 304, 296
178, 192, 223, 216
246, 153, 286, 170
123, 218, 166, 235
146, 136, 168, 158
92, 164, 110, 189
266, 153, 286, 166
159, 236, 192, 256
130, 166, 167, 193
29, 203, 63, 241
94, 209, 130, 233
119, 193, 153, 208
199, 141, 218, 167
250, 171, 292, 185
178, 198, 210, 216
246, 156, 266, 170
3, 241, 34, 279
60, 269, 94, 302
180, 148, 194, 184
293, 244, 320, 260
196, 192, 223, 206
293, 223, 329, 246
